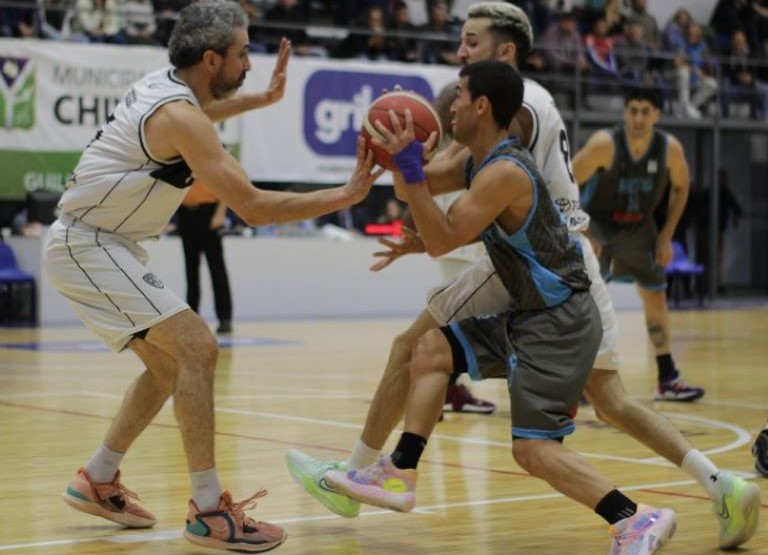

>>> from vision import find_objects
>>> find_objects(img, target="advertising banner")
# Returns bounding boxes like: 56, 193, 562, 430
0, 39, 457, 199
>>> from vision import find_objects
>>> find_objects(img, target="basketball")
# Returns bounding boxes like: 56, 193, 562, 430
361, 90, 443, 171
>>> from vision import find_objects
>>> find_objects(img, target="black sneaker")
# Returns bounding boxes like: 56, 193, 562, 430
216, 321, 232, 334
752, 427, 768, 477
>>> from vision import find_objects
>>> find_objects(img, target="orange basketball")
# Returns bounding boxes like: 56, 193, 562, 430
360, 90, 443, 171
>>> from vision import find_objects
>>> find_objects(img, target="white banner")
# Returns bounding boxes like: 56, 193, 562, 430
0, 38, 458, 198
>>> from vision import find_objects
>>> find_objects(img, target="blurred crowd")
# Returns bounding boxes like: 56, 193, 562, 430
2, 0, 768, 120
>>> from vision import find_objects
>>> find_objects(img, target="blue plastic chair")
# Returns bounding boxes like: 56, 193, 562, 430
665, 241, 705, 307
0, 242, 37, 324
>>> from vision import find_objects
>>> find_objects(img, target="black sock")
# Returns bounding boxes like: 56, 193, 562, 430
656, 354, 676, 382
595, 490, 638, 524
391, 432, 427, 469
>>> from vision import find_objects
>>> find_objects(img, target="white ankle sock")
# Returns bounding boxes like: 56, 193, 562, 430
85, 444, 124, 483
347, 439, 380, 470
190, 468, 223, 512
681, 449, 721, 498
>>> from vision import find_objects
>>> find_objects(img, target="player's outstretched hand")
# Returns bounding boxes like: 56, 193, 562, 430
345, 136, 385, 205
264, 38, 291, 106
370, 226, 425, 272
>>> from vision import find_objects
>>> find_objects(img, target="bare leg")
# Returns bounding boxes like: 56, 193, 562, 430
360, 309, 441, 449
403, 329, 452, 438
635, 286, 672, 356
513, 439, 613, 509
140, 309, 219, 472
101, 339, 179, 454
585, 369, 691, 465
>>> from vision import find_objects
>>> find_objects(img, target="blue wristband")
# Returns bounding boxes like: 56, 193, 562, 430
393, 141, 426, 184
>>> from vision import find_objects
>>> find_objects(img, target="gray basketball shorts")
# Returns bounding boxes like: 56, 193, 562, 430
44, 219, 189, 352
444, 291, 602, 439
427, 242, 619, 371
596, 220, 667, 290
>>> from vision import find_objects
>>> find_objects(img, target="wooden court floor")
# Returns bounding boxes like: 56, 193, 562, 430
1, 307, 767, 555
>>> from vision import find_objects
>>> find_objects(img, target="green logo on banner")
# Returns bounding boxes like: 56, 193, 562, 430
0, 57, 35, 130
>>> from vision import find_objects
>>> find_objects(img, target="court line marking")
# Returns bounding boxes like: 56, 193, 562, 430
2, 475, 765, 552
0, 391, 756, 467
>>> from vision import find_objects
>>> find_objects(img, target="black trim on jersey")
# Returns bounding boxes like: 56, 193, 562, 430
427, 264, 499, 322
138, 94, 195, 165
149, 159, 194, 189
168, 68, 186, 86
524, 101, 540, 154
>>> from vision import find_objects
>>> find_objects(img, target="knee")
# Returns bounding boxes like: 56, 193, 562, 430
410, 329, 452, 379
589, 391, 625, 426
179, 331, 219, 380
512, 440, 544, 475
391, 328, 417, 360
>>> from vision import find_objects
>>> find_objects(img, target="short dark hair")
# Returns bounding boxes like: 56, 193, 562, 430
624, 86, 662, 109
459, 60, 523, 130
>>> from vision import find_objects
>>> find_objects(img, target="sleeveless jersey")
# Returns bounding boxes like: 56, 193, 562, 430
58, 67, 199, 241
467, 138, 590, 312
581, 126, 669, 229
522, 78, 589, 232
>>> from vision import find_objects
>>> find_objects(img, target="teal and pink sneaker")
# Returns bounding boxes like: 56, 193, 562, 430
62, 467, 156, 528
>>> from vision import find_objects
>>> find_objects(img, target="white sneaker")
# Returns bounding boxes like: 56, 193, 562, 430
284, 449, 360, 518
712, 472, 761, 549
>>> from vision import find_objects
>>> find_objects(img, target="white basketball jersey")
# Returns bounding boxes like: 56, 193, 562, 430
59, 67, 199, 241
522, 78, 589, 232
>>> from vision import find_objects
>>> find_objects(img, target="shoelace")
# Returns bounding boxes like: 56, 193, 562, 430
96, 477, 142, 504
225, 490, 268, 526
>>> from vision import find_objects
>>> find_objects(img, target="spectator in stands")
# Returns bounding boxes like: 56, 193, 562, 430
580, 0, 608, 34
603, 0, 625, 35
333, 0, 389, 26
752, 0, 768, 54
662, 8, 692, 52
420, 0, 460, 65
121, 0, 158, 45
673, 23, 719, 119
624, 0, 660, 51
613, 18, 656, 85
402, 0, 428, 27
0, 0, 39, 38
151, 0, 187, 46
722, 29, 768, 119
710, 0, 752, 54
584, 16, 618, 81
529, 9, 589, 75
513, 0, 558, 39
73, 0, 125, 43
332, 5, 389, 60
387, 0, 419, 62
264, 0, 317, 56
